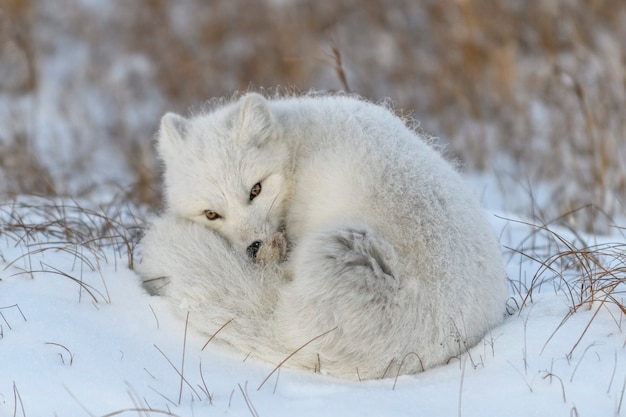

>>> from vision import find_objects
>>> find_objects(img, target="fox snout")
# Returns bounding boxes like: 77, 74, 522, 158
245, 233, 287, 264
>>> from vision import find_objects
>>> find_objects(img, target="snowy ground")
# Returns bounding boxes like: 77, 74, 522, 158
1, 178, 625, 417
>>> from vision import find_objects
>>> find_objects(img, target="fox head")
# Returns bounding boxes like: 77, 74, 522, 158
157, 93, 292, 261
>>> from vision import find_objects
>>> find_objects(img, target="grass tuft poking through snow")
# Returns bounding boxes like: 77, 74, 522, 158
502, 208, 626, 360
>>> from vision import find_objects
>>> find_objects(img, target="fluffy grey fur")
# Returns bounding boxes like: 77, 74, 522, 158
138, 92, 508, 379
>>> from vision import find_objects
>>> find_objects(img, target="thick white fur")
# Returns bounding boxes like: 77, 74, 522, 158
139, 92, 508, 379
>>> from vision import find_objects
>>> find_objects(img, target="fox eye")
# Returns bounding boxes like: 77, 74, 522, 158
204, 210, 221, 221
249, 182, 262, 201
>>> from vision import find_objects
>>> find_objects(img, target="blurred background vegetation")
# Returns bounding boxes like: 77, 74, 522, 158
0, 0, 624, 231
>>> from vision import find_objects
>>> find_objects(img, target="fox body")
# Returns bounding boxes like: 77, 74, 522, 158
139, 92, 508, 379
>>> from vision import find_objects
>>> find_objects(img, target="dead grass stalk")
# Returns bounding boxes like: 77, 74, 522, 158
505, 210, 626, 356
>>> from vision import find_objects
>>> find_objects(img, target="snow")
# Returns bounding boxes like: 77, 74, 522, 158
1, 181, 624, 417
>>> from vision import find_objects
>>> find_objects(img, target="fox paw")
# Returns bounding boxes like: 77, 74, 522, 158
256, 232, 288, 265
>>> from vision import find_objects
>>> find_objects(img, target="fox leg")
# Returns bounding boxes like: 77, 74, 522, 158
276, 223, 403, 378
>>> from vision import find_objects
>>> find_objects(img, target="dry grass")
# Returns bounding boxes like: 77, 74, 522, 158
0, 196, 145, 305
0, 0, 624, 231
504, 207, 626, 356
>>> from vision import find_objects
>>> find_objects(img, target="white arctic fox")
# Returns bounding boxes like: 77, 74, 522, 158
139, 92, 508, 379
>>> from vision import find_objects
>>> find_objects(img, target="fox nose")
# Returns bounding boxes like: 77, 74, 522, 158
246, 240, 262, 259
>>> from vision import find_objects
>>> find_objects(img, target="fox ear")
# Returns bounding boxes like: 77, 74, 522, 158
237, 93, 275, 146
157, 113, 189, 159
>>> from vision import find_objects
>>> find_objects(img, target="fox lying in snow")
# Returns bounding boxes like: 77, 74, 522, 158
138, 92, 508, 379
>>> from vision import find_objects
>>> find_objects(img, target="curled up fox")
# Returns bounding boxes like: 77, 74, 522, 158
138, 91, 508, 380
